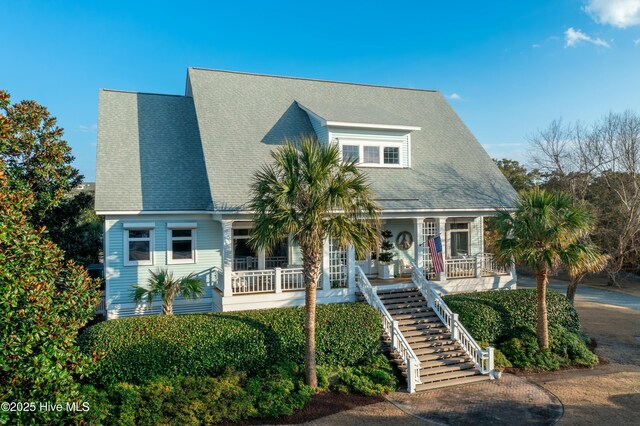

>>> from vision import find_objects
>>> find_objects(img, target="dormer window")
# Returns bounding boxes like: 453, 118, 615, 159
338, 139, 404, 168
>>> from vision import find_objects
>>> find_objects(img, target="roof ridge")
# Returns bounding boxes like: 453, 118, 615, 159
188, 67, 439, 94
101, 88, 184, 98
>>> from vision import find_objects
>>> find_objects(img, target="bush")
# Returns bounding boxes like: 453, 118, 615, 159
0, 172, 101, 425
245, 363, 316, 418
443, 289, 580, 343
79, 303, 382, 386
499, 326, 597, 371
478, 341, 512, 370
331, 354, 397, 396
83, 371, 256, 425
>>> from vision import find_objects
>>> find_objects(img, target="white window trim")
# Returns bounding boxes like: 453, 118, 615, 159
167, 223, 197, 265
124, 226, 155, 267
447, 221, 471, 257
337, 138, 404, 168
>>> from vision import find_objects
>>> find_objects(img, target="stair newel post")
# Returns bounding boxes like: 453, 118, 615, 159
487, 346, 495, 377
407, 356, 416, 393
391, 320, 399, 350
451, 313, 459, 341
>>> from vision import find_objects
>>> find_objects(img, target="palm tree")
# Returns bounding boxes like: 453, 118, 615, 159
493, 188, 595, 349
132, 268, 204, 315
249, 136, 380, 387
562, 243, 607, 304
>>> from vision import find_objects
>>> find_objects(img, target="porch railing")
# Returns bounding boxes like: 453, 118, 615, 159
445, 257, 476, 279
478, 253, 508, 275
355, 265, 421, 393
231, 269, 274, 294
281, 267, 305, 291
411, 262, 495, 378
443, 254, 510, 279
230, 267, 309, 294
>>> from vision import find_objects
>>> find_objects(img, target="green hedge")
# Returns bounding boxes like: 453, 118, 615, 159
443, 289, 580, 343
79, 303, 382, 386
82, 356, 397, 425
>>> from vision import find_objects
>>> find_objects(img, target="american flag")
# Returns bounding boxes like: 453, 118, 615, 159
427, 235, 445, 274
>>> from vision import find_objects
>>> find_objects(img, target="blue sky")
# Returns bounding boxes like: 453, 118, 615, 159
2, 0, 640, 181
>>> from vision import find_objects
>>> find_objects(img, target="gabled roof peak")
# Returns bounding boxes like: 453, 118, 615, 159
188, 67, 439, 94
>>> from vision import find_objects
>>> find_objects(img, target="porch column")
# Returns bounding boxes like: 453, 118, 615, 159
414, 217, 425, 270
479, 216, 485, 254
221, 220, 234, 297
321, 237, 330, 293
347, 244, 356, 290
258, 248, 266, 270
436, 217, 448, 281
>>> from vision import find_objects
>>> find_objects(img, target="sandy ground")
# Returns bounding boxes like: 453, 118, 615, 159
527, 300, 640, 425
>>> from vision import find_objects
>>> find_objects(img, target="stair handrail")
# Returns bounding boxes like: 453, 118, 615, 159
354, 266, 422, 392
410, 262, 495, 377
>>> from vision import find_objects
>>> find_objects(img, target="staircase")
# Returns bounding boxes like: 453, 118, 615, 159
377, 287, 490, 391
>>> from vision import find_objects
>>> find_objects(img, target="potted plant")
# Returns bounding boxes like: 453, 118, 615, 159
377, 230, 396, 279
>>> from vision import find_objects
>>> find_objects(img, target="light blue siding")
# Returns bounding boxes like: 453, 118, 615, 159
105, 214, 222, 317
308, 114, 329, 144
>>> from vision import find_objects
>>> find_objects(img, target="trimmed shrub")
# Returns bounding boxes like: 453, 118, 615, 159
443, 289, 580, 344
498, 326, 597, 371
331, 354, 397, 396
82, 371, 256, 425
79, 303, 382, 386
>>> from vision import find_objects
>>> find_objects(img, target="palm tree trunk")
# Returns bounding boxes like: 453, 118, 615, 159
302, 246, 322, 388
163, 285, 176, 315
536, 271, 549, 349
566, 279, 578, 305
566, 273, 583, 305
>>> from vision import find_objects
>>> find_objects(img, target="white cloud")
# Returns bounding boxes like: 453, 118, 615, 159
635, 38, 640, 45
584, 0, 640, 28
564, 27, 610, 47
77, 124, 98, 133
532, 43, 542, 48
448, 93, 461, 100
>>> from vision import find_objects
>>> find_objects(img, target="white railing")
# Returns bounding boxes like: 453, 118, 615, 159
234, 257, 259, 271
478, 253, 509, 276
281, 267, 305, 291
411, 262, 495, 378
355, 265, 422, 393
231, 267, 310, 294
231, 269, 275, 294
445, 257, 477, 279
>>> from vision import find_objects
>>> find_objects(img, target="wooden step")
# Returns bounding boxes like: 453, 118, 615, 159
397, 355, 471, 371
376, 288, 420, 296
420, 363, 476, 376
415, 374, 490, 392
401, 362, 476, 378
419, 350, 468, 362
411, 343, 459, 355
391, 311, 439, 321
420, 368, 480, 383
398, 322, 444, 332
383, 300, 427, 309
386, 305, 432, 314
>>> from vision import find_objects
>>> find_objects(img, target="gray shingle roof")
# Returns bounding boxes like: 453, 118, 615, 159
96, 68, 516, 212
96, 90, 211, 211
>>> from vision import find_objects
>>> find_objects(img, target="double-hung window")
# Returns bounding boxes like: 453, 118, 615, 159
123, 223, 155, 266
167, 223, 197, 264
449, 222, 470, 257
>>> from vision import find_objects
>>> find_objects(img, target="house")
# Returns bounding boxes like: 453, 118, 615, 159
96, 68, 517, 320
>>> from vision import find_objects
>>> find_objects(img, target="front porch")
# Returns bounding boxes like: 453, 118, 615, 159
214, 216, 516, 312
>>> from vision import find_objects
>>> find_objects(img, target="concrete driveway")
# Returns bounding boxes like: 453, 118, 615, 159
516, 275, 640, 310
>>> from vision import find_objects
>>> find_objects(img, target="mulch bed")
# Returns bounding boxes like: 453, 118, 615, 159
221, 392, 385, 425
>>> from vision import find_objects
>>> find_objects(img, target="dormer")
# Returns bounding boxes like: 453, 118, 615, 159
297, 101, 420, 169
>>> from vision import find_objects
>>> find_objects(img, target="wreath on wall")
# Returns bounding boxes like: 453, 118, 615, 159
396, 231, 413, 250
